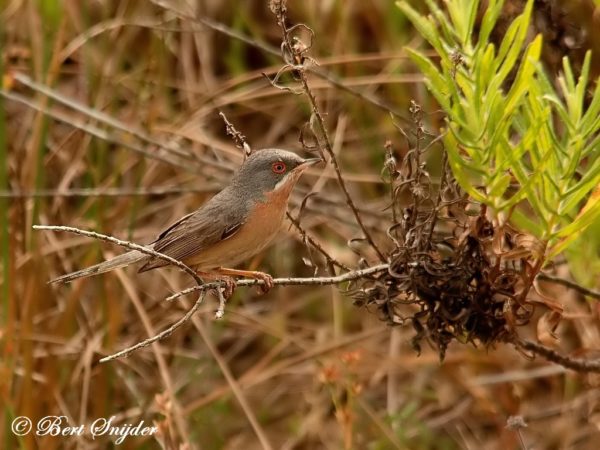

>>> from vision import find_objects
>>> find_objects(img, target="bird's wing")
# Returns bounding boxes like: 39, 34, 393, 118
139, 189, 248, 272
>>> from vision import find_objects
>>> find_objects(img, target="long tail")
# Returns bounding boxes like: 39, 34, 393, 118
49, 250, 148, 284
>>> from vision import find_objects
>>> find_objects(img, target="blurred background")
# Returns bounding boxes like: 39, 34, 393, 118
2, 0, 600, 448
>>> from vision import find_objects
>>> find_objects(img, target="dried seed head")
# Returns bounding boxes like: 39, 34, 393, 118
269, 0, 287, 16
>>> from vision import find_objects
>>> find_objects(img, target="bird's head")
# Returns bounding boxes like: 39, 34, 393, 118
232, 148, 321, 200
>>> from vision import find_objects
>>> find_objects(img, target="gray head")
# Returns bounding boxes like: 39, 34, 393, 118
231, 148, 320, 198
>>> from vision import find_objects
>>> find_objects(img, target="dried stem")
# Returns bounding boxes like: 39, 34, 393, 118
537, 272, 600, 301
286, 211, 351, 272
514, 338, 600, 372
218, 111, 252, 158
298, 75, 386, 262
425, 145, 449, 244
383, 140, 399, 225
269, 8, 386, 262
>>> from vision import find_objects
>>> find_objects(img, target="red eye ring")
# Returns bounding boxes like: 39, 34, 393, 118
272, 161, 287, 174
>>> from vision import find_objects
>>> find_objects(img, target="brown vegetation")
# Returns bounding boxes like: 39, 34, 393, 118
2, 1, 600, 449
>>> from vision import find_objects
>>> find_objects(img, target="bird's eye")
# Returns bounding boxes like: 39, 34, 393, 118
271, 162, 287, 174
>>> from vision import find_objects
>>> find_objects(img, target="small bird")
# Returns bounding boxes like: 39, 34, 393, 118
50, 148, 321, 288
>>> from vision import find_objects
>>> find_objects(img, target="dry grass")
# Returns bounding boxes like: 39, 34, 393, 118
2, 1, 600, 449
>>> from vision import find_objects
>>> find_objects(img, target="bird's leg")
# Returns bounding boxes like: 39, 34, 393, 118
214, 267, 274, 293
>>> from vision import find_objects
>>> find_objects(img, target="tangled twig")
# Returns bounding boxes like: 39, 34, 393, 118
537, 272, 600, 301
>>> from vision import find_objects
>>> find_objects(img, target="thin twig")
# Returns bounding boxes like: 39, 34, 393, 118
36, 222, 387, 362
505, 416, 528, 450
165, 264, 390, 302
286, 211, 351, 271
537, 272, 600, 301
300, 76, 386, 262
99, 292, 207, 363
425, 143, 449, 244
270, 9, 386, 262
218, 111, 252, 157
38, 227, 600, 373
514, 338, 600, 373
33, 225, 203, 284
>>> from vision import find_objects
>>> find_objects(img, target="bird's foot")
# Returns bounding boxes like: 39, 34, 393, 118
217, 276, 237, 299
251, 271, 274, 294
216, 268, 274, 294
196, 271, 236, 318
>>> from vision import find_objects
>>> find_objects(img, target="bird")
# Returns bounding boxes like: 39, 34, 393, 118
49, 148, 321, 289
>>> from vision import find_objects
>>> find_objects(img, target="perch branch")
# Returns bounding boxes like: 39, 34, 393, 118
165, 264, 389, 301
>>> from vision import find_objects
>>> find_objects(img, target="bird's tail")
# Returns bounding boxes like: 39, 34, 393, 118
49, 250, 147, 284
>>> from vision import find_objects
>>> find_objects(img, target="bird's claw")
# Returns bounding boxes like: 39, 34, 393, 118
220, 277, 236, 298
253, 272, 274, 294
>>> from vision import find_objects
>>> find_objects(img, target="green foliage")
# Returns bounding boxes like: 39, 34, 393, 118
566, 220, 600, 287
397, 0, 600, 259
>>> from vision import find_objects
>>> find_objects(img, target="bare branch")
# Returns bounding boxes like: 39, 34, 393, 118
33, 225, 203, 285
165, 264, 389, 302
537, 272, 600, 301
514, 338, 600, 373
36, 225, 600, 372
99, 291, 207, 363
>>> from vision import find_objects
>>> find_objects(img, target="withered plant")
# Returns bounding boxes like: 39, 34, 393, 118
268, 0, 600, 368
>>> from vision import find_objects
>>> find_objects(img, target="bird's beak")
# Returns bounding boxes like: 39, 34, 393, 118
296, 157, 322, 171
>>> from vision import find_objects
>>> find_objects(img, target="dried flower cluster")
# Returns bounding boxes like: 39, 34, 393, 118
352, 103, 539, 360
